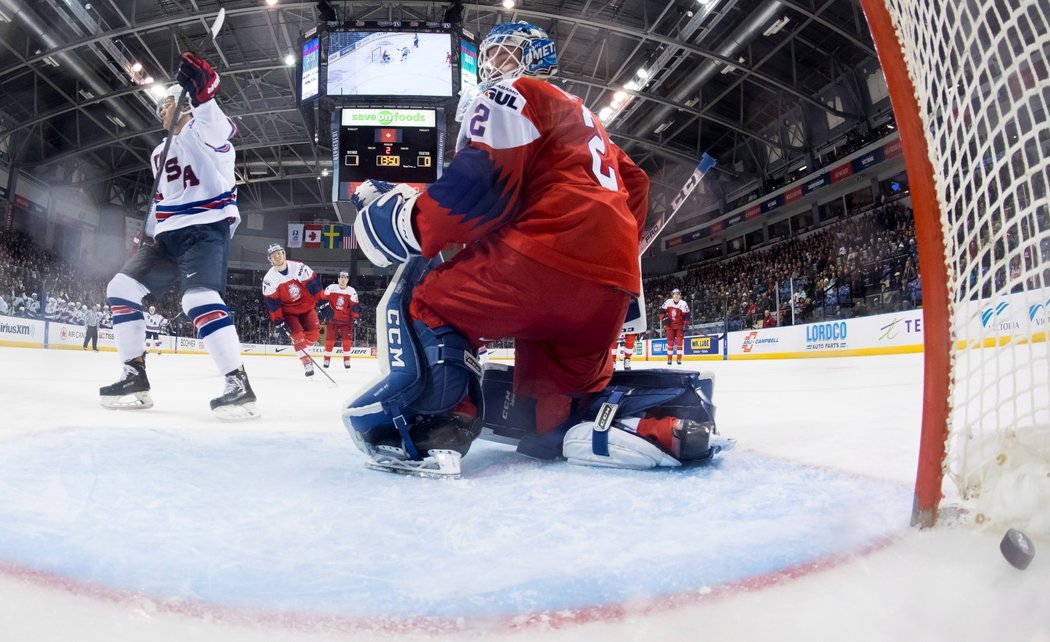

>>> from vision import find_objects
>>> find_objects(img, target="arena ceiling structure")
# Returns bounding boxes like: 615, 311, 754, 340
0, 0, 884, 231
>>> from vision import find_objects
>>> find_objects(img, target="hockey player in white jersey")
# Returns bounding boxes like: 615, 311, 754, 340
144, 305, 166, 355
100, 51, 257, 419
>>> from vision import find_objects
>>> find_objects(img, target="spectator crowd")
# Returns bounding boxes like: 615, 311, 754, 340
2, 198, 954, 346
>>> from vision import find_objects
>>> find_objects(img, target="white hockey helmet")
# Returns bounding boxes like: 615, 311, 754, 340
149, 305, 156, 313
338, 270, 349, 278
671, 288, 682, 297
155, 84, 190, 120
478, 22, 558, 88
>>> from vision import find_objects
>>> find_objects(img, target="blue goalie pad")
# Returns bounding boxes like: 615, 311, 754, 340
479, 366, 719, 461
342, 256, 483, 460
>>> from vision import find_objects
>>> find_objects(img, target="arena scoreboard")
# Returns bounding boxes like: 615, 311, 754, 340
331, 107, 445, 201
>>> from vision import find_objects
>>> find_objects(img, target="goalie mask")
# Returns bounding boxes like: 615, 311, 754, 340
477, 22, 557, 88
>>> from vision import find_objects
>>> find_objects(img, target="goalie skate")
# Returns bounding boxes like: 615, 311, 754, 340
362, 445, 463, 479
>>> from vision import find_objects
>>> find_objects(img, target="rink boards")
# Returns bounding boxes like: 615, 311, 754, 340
3, 287, 1046, 360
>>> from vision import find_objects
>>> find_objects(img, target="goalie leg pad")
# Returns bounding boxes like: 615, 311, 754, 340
342, 258, 483, 462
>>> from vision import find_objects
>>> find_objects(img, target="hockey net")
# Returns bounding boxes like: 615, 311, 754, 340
862, 0, 1050, 531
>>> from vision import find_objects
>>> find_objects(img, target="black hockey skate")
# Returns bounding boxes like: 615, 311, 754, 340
210, 366, 260, 420
100, 353, 152, 409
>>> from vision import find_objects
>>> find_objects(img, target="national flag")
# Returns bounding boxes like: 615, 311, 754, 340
341, 224, 357, 249
376, 128, 402, 143
322, 224, 342, 250
304, 224, 322, 248
287, 223, 304, 248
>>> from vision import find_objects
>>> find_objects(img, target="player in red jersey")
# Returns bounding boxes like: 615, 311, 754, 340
616, 333, 638, 370
261, 243, 332, 377
346, 22, 650, 473
659, 288, 690, 365
321, 270, 360, 369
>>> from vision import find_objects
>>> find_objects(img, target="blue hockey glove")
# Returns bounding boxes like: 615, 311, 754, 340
317, 300, 334, 322
352, 181, 421, 268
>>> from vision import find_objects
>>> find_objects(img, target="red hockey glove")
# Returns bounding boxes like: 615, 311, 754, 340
176, 52, 220, 106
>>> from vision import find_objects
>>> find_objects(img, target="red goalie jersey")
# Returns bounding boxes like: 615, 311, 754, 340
413, 77, 649, 295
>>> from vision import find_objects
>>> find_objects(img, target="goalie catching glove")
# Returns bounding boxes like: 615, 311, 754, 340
351, 180, 422, 268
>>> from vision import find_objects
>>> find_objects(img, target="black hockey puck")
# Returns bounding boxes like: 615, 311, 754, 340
999, 528, 1035, 570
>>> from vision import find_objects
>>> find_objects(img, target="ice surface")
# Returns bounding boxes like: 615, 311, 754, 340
0, 348, 1047, 642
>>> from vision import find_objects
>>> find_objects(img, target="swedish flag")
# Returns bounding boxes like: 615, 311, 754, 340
322, 224, 342, 250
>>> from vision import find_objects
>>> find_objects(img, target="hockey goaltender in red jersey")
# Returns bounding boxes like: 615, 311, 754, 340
342, 21, 703, 479
262, 243, 334, 377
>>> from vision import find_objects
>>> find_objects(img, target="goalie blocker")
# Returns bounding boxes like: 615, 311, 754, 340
480, 364, 732, 469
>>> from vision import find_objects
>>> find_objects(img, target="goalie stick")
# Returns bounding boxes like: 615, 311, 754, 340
622, 152, 717, 334
142, 9, 226, 233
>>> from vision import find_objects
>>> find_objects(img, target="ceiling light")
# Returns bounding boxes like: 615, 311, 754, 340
763, 16, 791, 37
610, 100, 621, 110
613, 90, 627, 101
654, 121, 672, 134
106, 114, 126, 128
131, 61, 143, 72
321, 168, 330, 177
635, 68, 649, 80
598, 107, 613, 121
78, 89, 94, 99
284, 54, 295, 66
797, 165, 807, 172
502, 0, 515, 8
43, 56, 60, 67
149, 84, 167, 98
265, 0, 279, 5
624, 80, 638, 91
143, 75, 154, 84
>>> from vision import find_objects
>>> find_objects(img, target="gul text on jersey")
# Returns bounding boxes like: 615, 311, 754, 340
149, 99, 240, 237
413, 76, 650, 294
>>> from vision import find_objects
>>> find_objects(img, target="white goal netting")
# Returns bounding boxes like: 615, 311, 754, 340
880, 0, 1050, 531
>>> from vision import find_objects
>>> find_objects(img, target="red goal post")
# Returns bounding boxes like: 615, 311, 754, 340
861, 0, 1050, 530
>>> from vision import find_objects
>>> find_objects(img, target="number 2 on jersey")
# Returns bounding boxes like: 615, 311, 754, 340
581, 106, 618, 191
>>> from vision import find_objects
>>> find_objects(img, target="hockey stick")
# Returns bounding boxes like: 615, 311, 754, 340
640, 152, 717, 254
622, 152, 717, 334
299, 349, 338, 387
142, 9, 226, 230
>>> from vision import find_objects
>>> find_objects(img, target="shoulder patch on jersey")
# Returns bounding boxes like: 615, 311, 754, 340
483, 85, 525, 112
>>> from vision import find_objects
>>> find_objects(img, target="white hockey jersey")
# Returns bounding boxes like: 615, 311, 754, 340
147, 99, 239, 237
145, 313, 166, 333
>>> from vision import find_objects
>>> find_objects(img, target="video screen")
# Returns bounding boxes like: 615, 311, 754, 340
327, 31, 454, 97
459, 39, 478, 95
301, 36, 320, 101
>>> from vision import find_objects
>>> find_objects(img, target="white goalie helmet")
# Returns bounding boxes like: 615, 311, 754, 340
477, 22, 558, 89
155, 84, 190, 120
